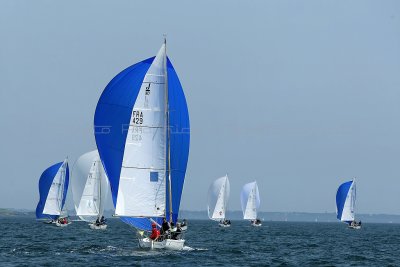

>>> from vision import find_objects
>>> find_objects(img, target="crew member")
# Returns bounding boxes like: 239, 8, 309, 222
149, 223, 160, 240
161, 218, 170, 235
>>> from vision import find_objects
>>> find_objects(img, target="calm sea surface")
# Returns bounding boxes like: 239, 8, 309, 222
1, 217, 400, 266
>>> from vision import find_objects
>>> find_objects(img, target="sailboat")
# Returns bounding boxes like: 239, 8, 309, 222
207, 175, 231, 227
336, 179, 361, 229
94, 39, 190, 250
71, 150, 109, 230
241, 181, 261, 226
36, 159, 70, 227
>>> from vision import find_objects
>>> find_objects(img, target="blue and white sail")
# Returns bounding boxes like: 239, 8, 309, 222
71, 150, 109, 222
36, 159, 69, 220
336, 179, 356, 222
94, 41, 190, 231
241, 181, 260, 220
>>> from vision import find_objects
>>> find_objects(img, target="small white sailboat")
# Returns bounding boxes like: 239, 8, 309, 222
94, 38, 190, 250
336, 179, 361, 229
36, 159, 71, 227
241, 181, 262, 226
207, 175, 231, 227
71, 150, 109, 230
55, 209, 71, 227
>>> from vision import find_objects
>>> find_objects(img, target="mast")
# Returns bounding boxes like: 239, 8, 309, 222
164, 36, 173, 223
224, 174, 228, 219
97, 160, 101, 218
222, 176, 227, 220
352, 177, 356, 220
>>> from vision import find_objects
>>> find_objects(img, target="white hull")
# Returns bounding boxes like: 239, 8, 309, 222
348, 225, 361, 230
138, 237, 185, 250
218, 223, 231, 228
55, 222, 71, 227
252, 223, 262, 227
89, 223, 107, 230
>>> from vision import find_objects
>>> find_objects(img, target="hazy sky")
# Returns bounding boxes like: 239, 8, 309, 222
1, 1, 400, 214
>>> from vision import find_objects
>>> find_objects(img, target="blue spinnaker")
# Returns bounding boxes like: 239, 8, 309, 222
94, 56, 190, 231
36, 162, 70, 220
336, 180, 353, 221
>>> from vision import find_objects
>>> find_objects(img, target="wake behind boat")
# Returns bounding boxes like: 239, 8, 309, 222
336, 179, 361, 229
241, 181, 262, 226
71, 150, 110, 230
36, 159, 70, 227
94, 38, 190, 250
207, 175, 231, 227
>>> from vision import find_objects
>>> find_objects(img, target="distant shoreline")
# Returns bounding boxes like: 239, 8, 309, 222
2, 208, 400, 224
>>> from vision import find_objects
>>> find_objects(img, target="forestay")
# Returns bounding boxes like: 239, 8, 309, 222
207, 175, 230, 220
241, 181, 260, 220
336, 180, 356, 222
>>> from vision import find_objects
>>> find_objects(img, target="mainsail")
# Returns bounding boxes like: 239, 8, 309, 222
336, 180, 356, 222
240, 181, 260, 220
36, 160, 69, 220
71, 150, 109, 222
94, 41, 190, 230
207, 175, 230, 220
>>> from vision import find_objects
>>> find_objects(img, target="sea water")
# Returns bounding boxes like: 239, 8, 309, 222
1, 217, 400, 266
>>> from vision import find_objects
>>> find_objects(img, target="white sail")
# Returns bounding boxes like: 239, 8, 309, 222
340, 180, 356, 222
43, 159, 68, 215
115, 44, 167, 217
71, 150, 109, 221
241, 181, 260, 220
207, 175, 230, 220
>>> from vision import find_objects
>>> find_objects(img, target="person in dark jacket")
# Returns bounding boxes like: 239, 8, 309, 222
172, 223, 182, 240
161, 218, 170, 235
181, 219, 187, 228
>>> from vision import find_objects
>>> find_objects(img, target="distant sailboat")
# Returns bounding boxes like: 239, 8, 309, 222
94, 39, 190, 250
207, 175, 231, 227
336, 179, 361, 229
36, 159, 70, 227
71, 150, 109, 230
241, 181, 261, 226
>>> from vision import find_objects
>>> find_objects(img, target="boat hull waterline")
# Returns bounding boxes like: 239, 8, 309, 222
55, 222, 71, 227
89, 223, 107, 230
138, 237, 185, 250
